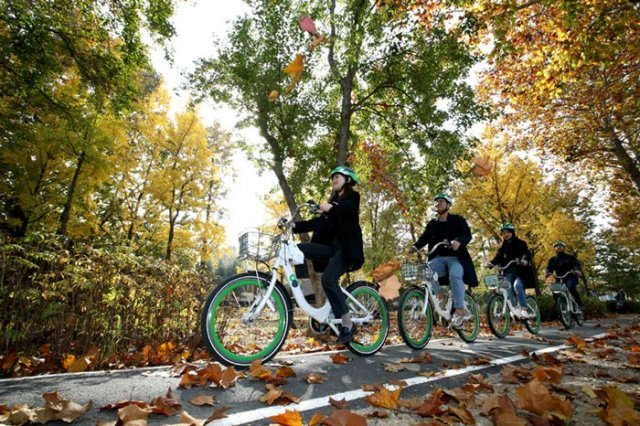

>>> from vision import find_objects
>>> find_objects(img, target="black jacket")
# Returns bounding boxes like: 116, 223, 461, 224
413, 213, 479, 287
293, 191, 364, 272
490, 236, 536, 288
546, 252, 581, 276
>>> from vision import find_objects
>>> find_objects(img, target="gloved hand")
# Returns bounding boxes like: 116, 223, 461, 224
409, 246, 418, 254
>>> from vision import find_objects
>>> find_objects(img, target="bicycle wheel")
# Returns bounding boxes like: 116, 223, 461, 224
398, 286, 433, 349
486, 293, 510, 338
556, 293, 573, 329
456, 292, 480, 343
200, 272, 292, 368
574, 303, 585, 326
345, 281, 389, 357
524, 296, 541, 334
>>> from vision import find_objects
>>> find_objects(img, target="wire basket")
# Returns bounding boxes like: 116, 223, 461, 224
401, 261, 425, 282
484, 275, 511, 289
550, 283, 565, 292
238, 231, 276, 261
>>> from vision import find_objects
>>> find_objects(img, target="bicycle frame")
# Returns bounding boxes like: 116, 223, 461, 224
241, 206, 373, 335
550, 272, 579, 314
486, 259, 528, 319
413, 242, 457, 323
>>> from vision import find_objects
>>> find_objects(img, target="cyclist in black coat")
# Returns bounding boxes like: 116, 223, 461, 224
545, 240, 584, 311
488, 222, 535, 317
292, 166, 364, 344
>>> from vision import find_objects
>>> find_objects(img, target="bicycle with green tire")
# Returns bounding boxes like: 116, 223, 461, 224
398, 241, 480, 349
200, 201, 389, 368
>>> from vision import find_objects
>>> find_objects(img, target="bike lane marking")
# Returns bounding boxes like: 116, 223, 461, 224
217, 332, 608, 426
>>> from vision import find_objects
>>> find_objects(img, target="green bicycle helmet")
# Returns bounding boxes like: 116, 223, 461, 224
433, 193, 453, 205
553, 240, 566, 248
500, 222, 515, 232
330, 166, 359, 185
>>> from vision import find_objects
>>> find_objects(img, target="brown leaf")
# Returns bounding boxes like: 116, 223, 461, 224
329, 397, 348, 409
401, 352, 433, 363
330, 353, 349, 364
566, 335, 586, 350
275, 366, 297, 378
383, 362, 407, 372
532, 366, 564, 384
219, 366, 238, 389
150, 387, 181, 416
323, 409, 367, 426
205, 406, 231, 423
308, 412, 326, 426
417, 389, 447, 417
303, 372, 327, 384
189, 395, 215, 406
259, 384, 299, 405
366, 409, 389, 418
447, 405, 476, 425
178, 410, 205, 426
501, 364, 531, 384
515, 379, 574, 420
117, 403, 152, 424
100, 400, 150, 411
268, 409, 303, 426
365, 385, 403, 410
250, 359, 273, 381
595, 386, 640, 425
66, 356, 90, 373
42, 391, 93, 423
378, 275, 402, 300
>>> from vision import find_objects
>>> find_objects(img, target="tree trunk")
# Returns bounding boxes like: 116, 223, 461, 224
166, 209, 175, 261
609, 133, 640, 193
57, 150, 86, 236
336, 69, 356, 165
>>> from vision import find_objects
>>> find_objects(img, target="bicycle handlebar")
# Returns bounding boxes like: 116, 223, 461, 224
554, 270, 576, 279
413, 240, 450, 257
486, 258, 520, 271
277, 200, 322, 231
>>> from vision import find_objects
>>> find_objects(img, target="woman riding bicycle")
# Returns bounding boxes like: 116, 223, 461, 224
290, 166, 363, 344
487, 222, 536, 318
546, 240, 584, 312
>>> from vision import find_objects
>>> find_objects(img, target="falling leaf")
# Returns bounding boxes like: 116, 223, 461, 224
268, 90, 280, 102
378, 275, 402, 300
329, 397, 348, 409
365, 385, 403, 409
330, 353, 349, 364
323, 409, 367, 426
298, 15, 317, 35
371, 260, 401, 282
269, 409, 303, 426
282, 54, 304, 94
515, 379, 574, 420
189, 395, 215, 406
307, 35, 328, 52
471, 156, 492, 176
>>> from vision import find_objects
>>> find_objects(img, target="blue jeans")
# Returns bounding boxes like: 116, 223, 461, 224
563, 275, 583, 308
428, 256, 465, 309
505, 271, 527, 308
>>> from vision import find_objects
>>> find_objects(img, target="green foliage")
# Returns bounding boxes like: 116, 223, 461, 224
0, 233, 210, 357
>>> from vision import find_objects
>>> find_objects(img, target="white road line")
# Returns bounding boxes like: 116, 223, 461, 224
216, 332, 608, 426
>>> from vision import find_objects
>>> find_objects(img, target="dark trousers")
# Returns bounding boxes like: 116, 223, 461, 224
297, 242, 349, 317
563, 275, 583, 307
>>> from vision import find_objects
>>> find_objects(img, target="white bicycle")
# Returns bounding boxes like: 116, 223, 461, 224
398, 241, 480, 349
200, 201, 389, 368
549, 270, 584, 329
484, 259, 541, 337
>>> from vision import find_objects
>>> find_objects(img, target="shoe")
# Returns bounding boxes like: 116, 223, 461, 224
451, 310, 466, 329
336, 325, 357, 344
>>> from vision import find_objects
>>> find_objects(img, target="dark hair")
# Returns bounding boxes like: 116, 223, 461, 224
328, 182, 355, 203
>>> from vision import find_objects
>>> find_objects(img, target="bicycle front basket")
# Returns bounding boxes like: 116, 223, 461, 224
550, 282, 565, 292
484, 274, 499, 288
401, 261, 422, 282
238, 231, 276, 261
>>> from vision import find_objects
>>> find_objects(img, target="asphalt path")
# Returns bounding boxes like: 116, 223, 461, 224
1, 317, 635, 425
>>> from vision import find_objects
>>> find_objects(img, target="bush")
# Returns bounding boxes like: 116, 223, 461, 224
0, 233, 214, 362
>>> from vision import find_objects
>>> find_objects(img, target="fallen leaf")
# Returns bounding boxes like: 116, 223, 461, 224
383, 362, 407, 372
365, 385, 403, 409
447, 405, 476, 425
269, 409, 303, 426
189, 395, 215, 406
330, 353, 349, 364
117, 403, 152, 424
308, 411, 326, 426
276, 366, 297, 378
323, 409, 367, 426
417, 389, 447, 417
595, 386, 640, 425
177, 410, 205, 426
329, 397, 348, 409
515, 379, 574, 420
205, 406, 231, 423
532, 366, 564, 384
303, 372, 327, 384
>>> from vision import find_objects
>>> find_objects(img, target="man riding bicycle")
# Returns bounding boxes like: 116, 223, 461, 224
545, 240, 584, 312
410, 193, 478, 329
487, 222, 536, 318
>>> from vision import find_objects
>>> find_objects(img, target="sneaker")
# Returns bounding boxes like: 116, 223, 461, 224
336, 324, 357, 344
451, 310, 466, 329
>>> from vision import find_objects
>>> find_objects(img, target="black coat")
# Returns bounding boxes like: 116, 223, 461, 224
293, 191, 364, 272
490, 236, 536, 289
413, 213, 479, 287
546, 253, 581, 276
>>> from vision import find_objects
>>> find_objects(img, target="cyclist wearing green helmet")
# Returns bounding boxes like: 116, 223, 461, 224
292, 165, 363, 344
487, 222, 536, 318
546, 240, 584, 311
410, 192, 478, 329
